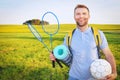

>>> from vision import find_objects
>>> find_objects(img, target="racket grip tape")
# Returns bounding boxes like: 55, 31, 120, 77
56, 59, 63, 68
51, 51, 55, 68
52, 61, 55, 68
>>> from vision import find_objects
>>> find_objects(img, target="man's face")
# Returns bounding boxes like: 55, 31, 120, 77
74, 8, 90, 27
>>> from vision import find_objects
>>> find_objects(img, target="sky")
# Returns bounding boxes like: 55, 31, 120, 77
0, 0, 120, 24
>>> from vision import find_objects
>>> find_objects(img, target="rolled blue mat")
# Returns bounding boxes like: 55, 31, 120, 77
53, 45, 70, 60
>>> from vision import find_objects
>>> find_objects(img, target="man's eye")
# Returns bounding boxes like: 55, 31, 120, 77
76, 13, 80, 15
83, 13, 86, 15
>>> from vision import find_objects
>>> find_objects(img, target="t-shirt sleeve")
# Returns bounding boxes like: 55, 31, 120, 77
99, 30, 108, 50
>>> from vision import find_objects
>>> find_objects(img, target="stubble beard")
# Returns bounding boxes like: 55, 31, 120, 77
76, 21, 88, 28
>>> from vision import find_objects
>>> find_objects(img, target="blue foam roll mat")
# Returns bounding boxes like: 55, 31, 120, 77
53, 45, 70, 60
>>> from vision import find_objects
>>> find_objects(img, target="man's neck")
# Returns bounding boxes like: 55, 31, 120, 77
77, 24, 89, 32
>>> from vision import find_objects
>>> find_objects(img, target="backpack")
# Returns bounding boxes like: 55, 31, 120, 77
66, 27, 102, 58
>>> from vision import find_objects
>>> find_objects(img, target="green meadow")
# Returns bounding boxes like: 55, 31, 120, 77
0, 24, 120, 80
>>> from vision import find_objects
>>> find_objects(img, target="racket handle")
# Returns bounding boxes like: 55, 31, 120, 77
52, 61, 55, 68
56, 59, 63, 68
51, 51, 55, 68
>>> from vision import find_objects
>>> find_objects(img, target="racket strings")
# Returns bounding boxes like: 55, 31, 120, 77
43, 25, 59, 34
42, 12, 59, 35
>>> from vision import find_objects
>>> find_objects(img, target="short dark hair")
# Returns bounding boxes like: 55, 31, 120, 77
74, 4, 89, 13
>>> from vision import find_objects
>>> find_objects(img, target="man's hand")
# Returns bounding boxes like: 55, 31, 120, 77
104, 73, 117, 80
100, 73, 117, 80
49, 53, 56, 61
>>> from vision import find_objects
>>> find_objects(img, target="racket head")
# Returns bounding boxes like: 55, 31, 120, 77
27, 23, 42, 42
41, 11, 60, 35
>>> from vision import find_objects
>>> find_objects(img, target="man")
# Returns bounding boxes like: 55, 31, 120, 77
50, 4, 117, 80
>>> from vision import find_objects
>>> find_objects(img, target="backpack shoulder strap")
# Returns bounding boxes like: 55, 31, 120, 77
91, 27, 102, 47
66, 28, 76, 47
91, 26, 102, 58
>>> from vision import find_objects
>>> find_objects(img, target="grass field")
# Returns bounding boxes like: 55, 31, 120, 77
0, 24, 120, 80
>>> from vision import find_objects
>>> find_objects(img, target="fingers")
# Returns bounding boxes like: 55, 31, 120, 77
105, 74, 111, 79
104, 74, 116, 80
50, 53, 56, 61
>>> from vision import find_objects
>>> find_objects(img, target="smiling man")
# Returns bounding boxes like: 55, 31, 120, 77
50, 4, 117, 80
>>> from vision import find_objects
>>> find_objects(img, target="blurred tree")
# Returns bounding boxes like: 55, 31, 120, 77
23, 19, 49, 25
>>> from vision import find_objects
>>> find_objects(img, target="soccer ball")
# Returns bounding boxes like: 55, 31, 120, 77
90, 59, 112, 79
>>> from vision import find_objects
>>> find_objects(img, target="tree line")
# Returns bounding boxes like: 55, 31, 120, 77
23, 19, 49, 25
